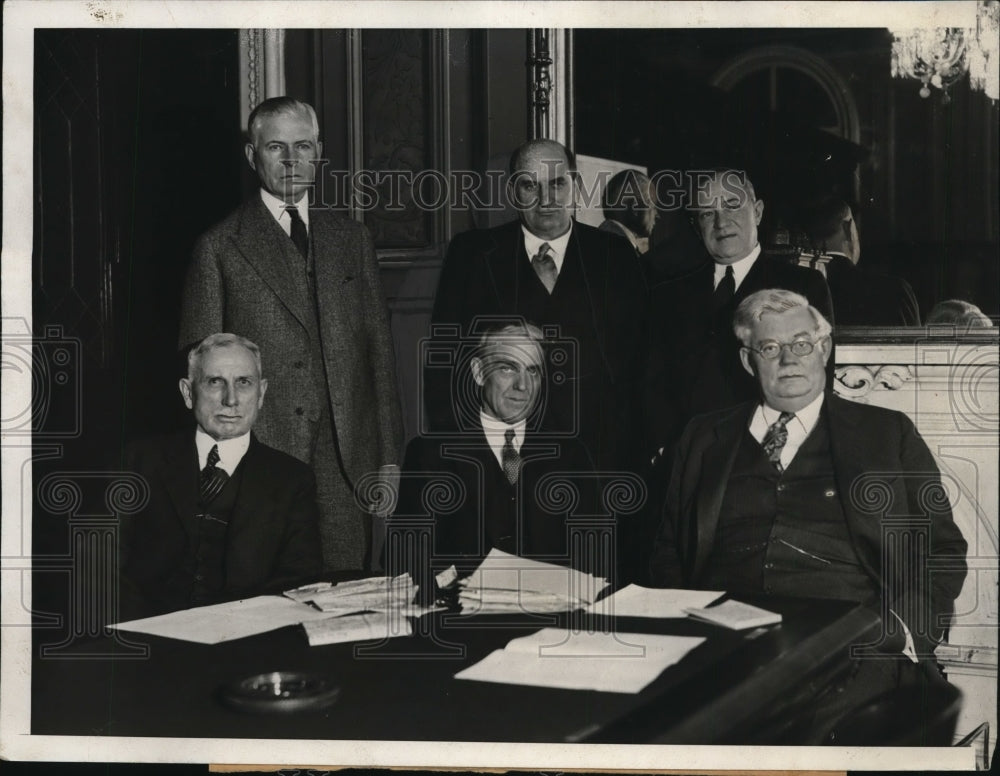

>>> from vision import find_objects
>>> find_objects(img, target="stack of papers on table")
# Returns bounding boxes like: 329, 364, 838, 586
284, 573, 436, 617
457, 549, 610, 614
111, 596, 333, 644
301, 611, 412, 646
585, 584, 723, 618
455, 627, 705, 693
683, 599, 782, 630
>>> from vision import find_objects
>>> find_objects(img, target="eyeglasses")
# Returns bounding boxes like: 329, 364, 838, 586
744, 337, 826, 360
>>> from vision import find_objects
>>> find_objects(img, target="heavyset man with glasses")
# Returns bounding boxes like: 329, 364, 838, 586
648, 289, 967, 742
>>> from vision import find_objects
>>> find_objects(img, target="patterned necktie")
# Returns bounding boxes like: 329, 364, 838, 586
286, 206, 309, 259
713, 264, 735, 310
531, 242, 558, 294
761, 411, 795, 473
199, 444, 230, 505
501, 428, 520, 485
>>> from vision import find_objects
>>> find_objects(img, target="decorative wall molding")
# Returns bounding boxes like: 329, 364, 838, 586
834, 364, 913, 398
710, 44, 861, 143
238, 30, 287, 131
528, 29, 571, 144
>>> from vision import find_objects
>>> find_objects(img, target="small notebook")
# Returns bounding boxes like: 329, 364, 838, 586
683, 600, 782, 630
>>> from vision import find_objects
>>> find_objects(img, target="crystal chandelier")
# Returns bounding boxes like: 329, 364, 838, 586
890, 0, 999, 103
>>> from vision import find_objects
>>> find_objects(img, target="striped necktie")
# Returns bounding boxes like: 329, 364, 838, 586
199, 444, 230, 505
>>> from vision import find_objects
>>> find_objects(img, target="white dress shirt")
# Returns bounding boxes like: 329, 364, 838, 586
480, 411, 526, 469
260, 188, 310, 237
748, 391, 824, 470
713, 243, 761, 291
195, 428, 251, 476
522, 223, 572, 275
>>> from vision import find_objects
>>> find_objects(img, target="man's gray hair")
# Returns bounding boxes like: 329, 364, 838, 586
247, 96, 320, 146
187, 333, 264, 380
687, 167, 757, 213
477, 321, 545, 351
733, 289, 832, 347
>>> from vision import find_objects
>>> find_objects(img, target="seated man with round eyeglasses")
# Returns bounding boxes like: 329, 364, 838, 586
648, 288, 967, 742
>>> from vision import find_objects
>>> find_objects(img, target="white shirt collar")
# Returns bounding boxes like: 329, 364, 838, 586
260, 188, 310, 232
480, 410, 526, 468
195, 427, 251, 476
522, 222, 573, 273
714, 243, 761, 290
602, 219, 648, 254
748, 391, 825, 470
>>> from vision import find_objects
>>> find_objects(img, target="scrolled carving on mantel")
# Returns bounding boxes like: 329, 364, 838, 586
834, 364, 914, 398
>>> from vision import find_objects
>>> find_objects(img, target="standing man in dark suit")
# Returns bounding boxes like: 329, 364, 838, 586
798, 196, 921, 326
428, 139, 648, 474
649, 290, 967, 741
179, 97, 403, 573
390, 323, 599, 588
118, 334, 323, 620
646, 169, 835, 457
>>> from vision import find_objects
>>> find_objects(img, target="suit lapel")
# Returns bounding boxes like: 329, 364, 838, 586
484, 222, 520, 312
825, 395, 884, 585
227, 434, 270, 545
736, 252, 770, 300
232, 197, 313, 330
693, 405, 752, 581
568, 226, 610, 367
161, 432, 201, 542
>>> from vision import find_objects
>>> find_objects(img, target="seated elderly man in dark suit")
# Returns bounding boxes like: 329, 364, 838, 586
649, 289, 967, 741
388, 322, 599, 589
118, 333, 323, 620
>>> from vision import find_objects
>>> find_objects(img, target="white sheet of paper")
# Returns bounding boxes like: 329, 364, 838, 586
455, 629, 705, 693
457, 591, 581, 614
110, 596, 331, 644
585, 585, 724, 618
302, 612, 412, 646
460, 548, 609, 604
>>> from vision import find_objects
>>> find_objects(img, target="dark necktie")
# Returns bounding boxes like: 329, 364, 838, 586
713, 264, 736, 310
501, 428, 520, 485
286, 206, 309, 259
761, 411, 795, 473
531, 242, 558, 294
199, 444, 230, 505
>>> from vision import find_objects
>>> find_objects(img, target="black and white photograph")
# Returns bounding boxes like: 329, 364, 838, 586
2, 1, 997, 772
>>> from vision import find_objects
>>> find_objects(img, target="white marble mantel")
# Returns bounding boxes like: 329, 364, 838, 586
835, 328, 999, 746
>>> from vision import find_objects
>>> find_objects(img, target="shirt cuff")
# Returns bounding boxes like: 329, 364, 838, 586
889, 608, 919, 663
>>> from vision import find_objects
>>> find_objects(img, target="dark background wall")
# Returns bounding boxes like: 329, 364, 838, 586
574, 28, 1000, 318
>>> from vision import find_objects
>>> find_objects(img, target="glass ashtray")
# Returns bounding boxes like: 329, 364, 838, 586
219, 671, 341, 713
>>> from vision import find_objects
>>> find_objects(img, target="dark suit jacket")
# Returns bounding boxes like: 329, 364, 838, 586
178, 196, 403, 485
648, 394, 968, 655
428, 219, 648, 468
388, 429, 601, 583
646, 251, 834, 454
824, 254, 921, 326
119, 431, 323, 619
